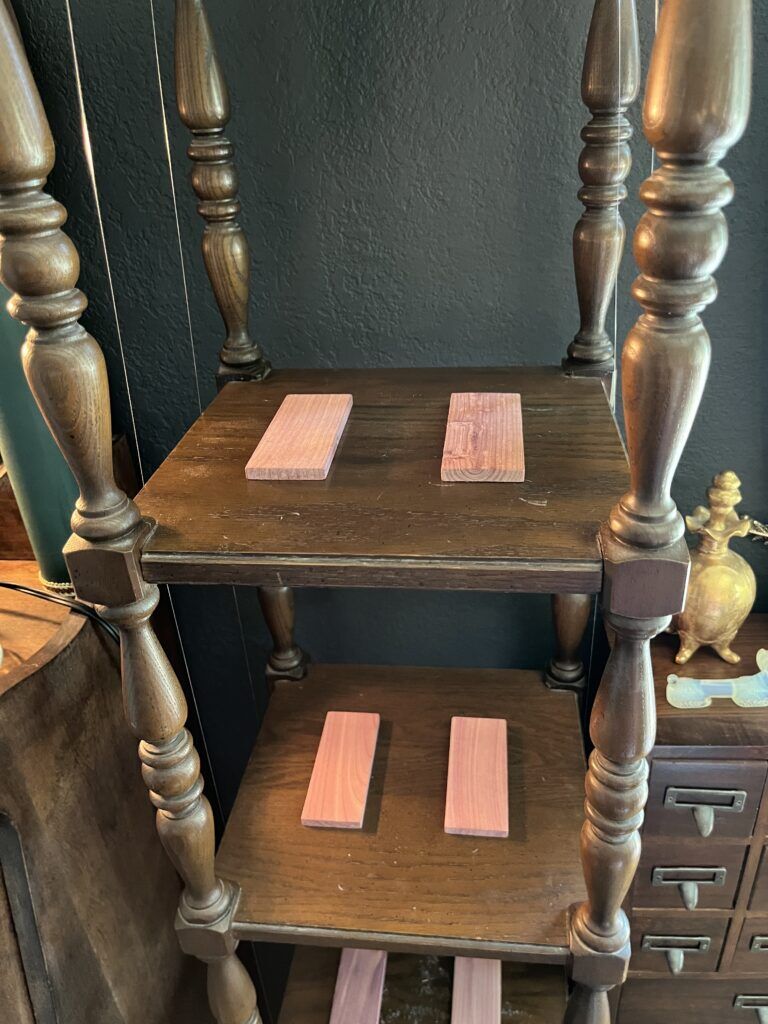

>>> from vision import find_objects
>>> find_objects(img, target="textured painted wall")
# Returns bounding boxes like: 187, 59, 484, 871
15, 0, 768, 795
11, 0, 768, 1009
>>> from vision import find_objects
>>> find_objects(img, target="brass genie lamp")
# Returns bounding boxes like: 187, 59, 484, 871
671, 471, 756, 665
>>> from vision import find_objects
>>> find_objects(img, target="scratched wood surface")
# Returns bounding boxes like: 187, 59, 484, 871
301, 711, 380, 829
245, 393, 352, 481
441, 393, 524, 483
445, 717, 509, 838
136, 367, 628, 591
277, 947, 567, 1024
216, 664, 585, 956
452, 958, 502, 1024
329, 949, 387, 1024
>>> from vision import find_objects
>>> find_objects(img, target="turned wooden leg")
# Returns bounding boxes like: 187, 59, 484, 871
566, 610, 666, 1021
545, 594, 591, 692
258, 585, 308, 682
103, 588, 262, 1024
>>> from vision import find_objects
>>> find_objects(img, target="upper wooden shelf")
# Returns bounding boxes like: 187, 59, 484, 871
216, 663, 586, 959
136, 367, 627, 592
279, 947, 567, 1023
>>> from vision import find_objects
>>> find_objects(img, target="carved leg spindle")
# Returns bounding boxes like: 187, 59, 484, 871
175, 0, 270, 384
545, 593, 591, 692
0, 12, 261, 1022
564, 0, 639, 375
567, 2, 752, 1019
258, 585, 308, 683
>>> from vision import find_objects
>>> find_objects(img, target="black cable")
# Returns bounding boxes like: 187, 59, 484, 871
0, 581, 120, 643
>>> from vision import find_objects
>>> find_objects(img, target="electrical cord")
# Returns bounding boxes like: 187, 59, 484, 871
0, 581, 120, 643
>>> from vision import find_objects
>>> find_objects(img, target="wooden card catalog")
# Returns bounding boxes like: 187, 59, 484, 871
441, 392, 524, 482
301, 710, 380, 829
245, 393, 353, 480
444, 716, 509, 838
330, 949, 388, 1024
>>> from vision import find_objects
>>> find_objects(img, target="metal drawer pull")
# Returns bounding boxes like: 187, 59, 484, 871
734, 995, 768, 1023
641, 934, 711, 975
651, 865, 726, 910
664, 786, 747, 837
750, 936, 768, 952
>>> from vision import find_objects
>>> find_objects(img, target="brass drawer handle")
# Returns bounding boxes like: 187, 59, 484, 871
734, 995, 768, 1023
750, 936, 768, 952
664, 786, 747, 837
641, 933, 711, 976
651, 865, 727, 910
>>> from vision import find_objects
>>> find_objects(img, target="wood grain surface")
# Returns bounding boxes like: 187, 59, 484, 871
216, 663, 585, 957
445, 718, 509, 838
245, 394, 352, 481
329, 948, 387, 1024
452, 958, 502, 1024
441, 393, 524, 483
136, 367, 628, 591
652, 616, 768, 750
278, 947, 567, 1024
301, 711, 380, 829
0, 561, 69, 682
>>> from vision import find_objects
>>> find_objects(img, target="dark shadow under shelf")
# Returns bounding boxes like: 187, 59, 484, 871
278, 946, 567, 1023
136, 366, 627, 592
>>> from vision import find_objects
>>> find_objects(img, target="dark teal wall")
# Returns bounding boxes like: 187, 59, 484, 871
11, 1, 768, 1009
15, 0, 768, 792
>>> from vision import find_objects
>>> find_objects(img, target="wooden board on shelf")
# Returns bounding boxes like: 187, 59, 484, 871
452, 957, 502, 1024
301, 711, 380, 829
445, 717, 509, 838
216, 663, 586, 958
245, 393, 352, 481
441, 392, 524, 483
135, 366, 628, 592
329, 948, 387, 1024
278, 947, 566, 1024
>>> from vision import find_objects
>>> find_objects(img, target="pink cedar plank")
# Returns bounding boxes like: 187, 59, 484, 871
301, 710, 380, 829
451, 958, 502, 1024
440, 392, 524, 482
244, 393, 353, 480
329, 948, 388, 1024
444, 716, 509, 838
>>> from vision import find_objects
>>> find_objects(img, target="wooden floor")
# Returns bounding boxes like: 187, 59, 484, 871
278, 947, 567, 1024
136, 367, 627, 591
217, 663, 586, 959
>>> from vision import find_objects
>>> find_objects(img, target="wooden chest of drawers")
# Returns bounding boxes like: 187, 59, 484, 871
617, 616, 768, 1023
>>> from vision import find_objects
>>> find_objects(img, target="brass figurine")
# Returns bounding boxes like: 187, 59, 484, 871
671, 471, 756, 664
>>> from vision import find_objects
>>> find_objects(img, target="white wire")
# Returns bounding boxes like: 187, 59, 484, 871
146, 0, 262, 717
651, 0, 660, 173
64, 0, 223, 821
64, 0, 144, 487
148, 0, 202, 417
609, 0, 622, 413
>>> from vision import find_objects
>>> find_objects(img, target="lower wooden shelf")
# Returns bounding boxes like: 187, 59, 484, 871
278, 947, 567, 1023
216, 663, 586, 960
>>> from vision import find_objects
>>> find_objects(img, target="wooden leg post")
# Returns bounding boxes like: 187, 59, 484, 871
174, 0, 270, 385
258, 585, 308, 682
545, 594, 591, 692
566, 1, 752, 1019
0, 11, 261, 1022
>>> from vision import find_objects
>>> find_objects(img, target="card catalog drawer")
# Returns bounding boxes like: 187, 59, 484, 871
750, 847, 768, 910
630, 912, 728, 975
619, 980, 768, 1024
730, 916, 768, 974
634, 841, 746, 910
645, 761, 766, 840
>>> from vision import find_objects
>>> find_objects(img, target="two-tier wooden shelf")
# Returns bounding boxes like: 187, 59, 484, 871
0, 1, 753, 1022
